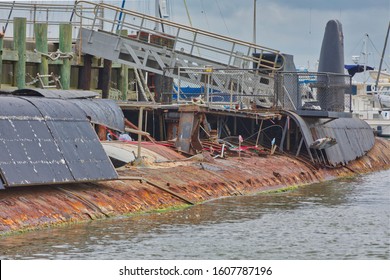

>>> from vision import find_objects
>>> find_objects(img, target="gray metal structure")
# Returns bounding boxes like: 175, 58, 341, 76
74, 1, 284, 107
69, 99, 125, 131
0, 96, 118, 189
317, 20, 346, 113
275, 72, 352, 114
306, 117, 375, 166
284, 111, 375, 166
10, 89, 124, 131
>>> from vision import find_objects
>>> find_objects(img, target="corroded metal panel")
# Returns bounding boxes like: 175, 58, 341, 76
305, 117, 375, 166
174, 111, 203, 154
68, 99, 125, 131
326, 118, 374, 165
285, 110, 375, 166
2, 137, 389, 234
0, 96, 117, 188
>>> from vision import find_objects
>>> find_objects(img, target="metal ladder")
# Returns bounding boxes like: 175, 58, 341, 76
37, 73, 62, 89
133, 68, 155, 102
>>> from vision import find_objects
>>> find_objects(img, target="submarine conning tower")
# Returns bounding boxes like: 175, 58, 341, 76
317, 19, 346, 112
272, 19, 374, 167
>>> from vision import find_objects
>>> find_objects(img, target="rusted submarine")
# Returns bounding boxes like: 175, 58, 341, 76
0, 2, 389, 235
0, 84, 389, 235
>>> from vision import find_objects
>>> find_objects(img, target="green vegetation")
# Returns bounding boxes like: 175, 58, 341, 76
257, 185, 300, 195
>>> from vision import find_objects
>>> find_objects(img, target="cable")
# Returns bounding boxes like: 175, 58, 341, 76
200, 0, 210, 30
3, 0, 15, 33
183, 0, 193, 27
215, 0, 230, 36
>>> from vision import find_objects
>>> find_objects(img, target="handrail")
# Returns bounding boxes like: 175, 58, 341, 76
74, 0, 284, 72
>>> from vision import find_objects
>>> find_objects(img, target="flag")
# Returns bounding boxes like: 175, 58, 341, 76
238, 135, 243, 143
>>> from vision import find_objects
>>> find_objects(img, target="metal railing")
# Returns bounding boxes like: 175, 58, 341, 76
274, 72, 352, 113
160, 67, 274, 108
0, 1, 96, 40
73, 0, 284, 73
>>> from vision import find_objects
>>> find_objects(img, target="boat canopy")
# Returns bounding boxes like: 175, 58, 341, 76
345, 64, 374, 77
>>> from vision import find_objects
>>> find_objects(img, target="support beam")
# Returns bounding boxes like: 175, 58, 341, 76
13, 17, 26, 89
99, 59, 112, 99
280, 118, 289, 152
78, 54, 92, 90
137, 107, 144, 159
120, 64, 129, 100
296, 137, 304, 157
118, 29, 129, 101
59, 23, 72, 89
0, 33, 3, 88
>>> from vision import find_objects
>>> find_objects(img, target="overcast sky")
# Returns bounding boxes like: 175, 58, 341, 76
123, 0, 390, 71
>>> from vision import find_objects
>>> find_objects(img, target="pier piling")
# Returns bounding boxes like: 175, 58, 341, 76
0, 32, 3, 88
34, 23, 49, 86
78, 54, 92, 90
118, 30, 129, 101
13, 17, 26, 89
99, 59, 112, 99
59, 23, 72, 90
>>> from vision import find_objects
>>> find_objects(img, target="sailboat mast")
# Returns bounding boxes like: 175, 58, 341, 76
363, 33, 368, 81
375, 21, 390, 93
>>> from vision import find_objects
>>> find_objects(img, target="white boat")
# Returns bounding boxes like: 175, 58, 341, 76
350, 73, 390, 137
369, 70, 390, 108
347, 29, 390, 137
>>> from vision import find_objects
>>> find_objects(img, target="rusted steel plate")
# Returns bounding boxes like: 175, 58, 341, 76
139, 142, 186, 161
175, 112, 196, 153
0, 138, 389, 234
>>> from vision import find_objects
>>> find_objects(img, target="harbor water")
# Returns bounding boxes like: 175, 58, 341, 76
0, 170, 389, 260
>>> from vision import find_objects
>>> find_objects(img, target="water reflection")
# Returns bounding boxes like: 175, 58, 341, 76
0, 171, 389, 260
